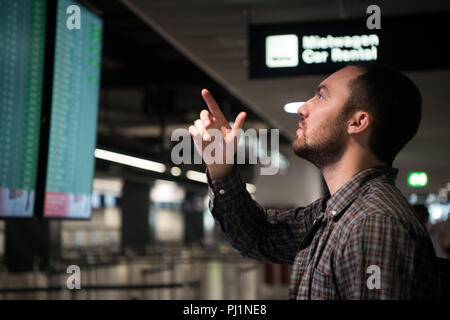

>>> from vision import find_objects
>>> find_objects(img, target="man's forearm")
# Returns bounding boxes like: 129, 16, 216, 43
207, 165, 264, 259
207, 165, 312, 264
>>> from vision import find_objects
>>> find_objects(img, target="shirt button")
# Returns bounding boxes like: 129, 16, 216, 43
219, 189, 226, 195
331, 210, 337, 216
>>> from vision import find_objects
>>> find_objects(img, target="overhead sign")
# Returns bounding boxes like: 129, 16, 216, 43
408, 172, 428, 188
249, 11, 450, 78
300, 34, 378, 64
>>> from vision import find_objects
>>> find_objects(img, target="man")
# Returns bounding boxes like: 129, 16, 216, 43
189, 62, 440, 299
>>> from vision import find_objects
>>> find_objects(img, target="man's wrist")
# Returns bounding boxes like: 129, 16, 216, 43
207, 164, 233, 181
206, 164, 246, 202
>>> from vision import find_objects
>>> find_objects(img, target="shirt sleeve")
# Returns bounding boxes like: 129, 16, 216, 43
337, 213, 440, 299
207, 165, 318, 265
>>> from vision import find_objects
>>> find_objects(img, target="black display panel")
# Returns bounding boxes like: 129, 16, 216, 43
249, 11, 450, 78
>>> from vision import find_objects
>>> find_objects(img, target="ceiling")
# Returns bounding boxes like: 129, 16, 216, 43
85, 0, 450, 196
83, 0, 286, 187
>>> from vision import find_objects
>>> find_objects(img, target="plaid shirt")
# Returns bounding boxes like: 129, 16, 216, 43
207, 165, 441, 299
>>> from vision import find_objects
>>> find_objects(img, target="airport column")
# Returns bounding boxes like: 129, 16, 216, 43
120, 180, 151, 256
4, 219, 51, 272
183, 191, 205, 246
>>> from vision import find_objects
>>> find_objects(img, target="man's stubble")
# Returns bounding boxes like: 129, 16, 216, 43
292, 111, 349, 169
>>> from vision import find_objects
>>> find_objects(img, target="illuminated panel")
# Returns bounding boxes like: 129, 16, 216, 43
43, 0, 102, 218
0, 0, 46, 217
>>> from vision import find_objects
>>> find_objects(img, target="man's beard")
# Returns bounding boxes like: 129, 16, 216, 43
292, 114, 347, 169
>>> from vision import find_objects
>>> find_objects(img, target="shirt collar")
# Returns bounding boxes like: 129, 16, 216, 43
321, 166, 399, 221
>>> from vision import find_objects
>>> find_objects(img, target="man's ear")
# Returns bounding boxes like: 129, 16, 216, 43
347, 111, 371, 135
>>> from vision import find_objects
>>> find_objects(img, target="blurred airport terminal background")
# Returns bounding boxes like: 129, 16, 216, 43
0, 0, 449, 299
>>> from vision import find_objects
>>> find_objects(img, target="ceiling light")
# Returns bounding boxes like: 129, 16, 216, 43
94, 148, 166, 173
284, 102, 304, 114
186, 170, 207, 183
170, 166, 181, 176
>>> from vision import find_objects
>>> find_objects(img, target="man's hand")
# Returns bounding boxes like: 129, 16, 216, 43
189, 89, 246, 180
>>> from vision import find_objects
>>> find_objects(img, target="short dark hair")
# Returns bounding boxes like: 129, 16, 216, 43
344, 62, 422, 167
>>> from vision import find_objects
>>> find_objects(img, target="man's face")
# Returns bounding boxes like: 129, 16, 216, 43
292, 66, 363, 168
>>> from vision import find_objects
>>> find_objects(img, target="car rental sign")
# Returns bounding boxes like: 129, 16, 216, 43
248, 11, 450, 78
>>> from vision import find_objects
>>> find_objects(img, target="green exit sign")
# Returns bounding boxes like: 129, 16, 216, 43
407, 172, 428, 187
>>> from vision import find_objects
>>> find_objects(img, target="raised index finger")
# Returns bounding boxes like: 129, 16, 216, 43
201, 89, 227, 123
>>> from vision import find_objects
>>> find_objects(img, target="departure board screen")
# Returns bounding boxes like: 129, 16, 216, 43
43, 0, 102, 218
0, 0, 46, 217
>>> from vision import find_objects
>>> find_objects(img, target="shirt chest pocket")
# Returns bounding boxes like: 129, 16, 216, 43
311, 268, 340, 300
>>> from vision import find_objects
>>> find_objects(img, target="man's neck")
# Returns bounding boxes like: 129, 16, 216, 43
321, 152, 386, 196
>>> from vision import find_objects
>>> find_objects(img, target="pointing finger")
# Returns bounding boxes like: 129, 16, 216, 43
201, 89, 228, 126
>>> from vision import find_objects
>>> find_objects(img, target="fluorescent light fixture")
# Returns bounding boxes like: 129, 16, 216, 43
94, 148, 166, 173
284, 102, 304, 114
170, 166, 181, 176
246, 183, 256, 194
186, 170, 207, 183
266, 34, 299, 68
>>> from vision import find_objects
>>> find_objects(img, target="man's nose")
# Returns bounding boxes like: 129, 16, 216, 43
297, 102, 309, 118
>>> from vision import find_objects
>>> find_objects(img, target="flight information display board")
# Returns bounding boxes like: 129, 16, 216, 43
43, 0, 102, 218
0, 0, 46, 217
